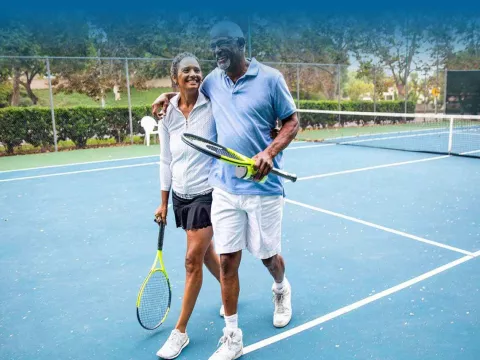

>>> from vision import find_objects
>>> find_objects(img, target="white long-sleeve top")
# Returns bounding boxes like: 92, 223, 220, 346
159, 92, 216, 197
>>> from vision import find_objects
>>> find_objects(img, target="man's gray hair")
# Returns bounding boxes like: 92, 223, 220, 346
210, 20, 245, 40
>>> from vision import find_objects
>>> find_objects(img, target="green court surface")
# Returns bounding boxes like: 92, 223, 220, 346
0, 145, 160, 171
296, 123, 438, 141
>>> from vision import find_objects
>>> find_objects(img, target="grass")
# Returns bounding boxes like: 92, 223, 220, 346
34, 87, 173, 108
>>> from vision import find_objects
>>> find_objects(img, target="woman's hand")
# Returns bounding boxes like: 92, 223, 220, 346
151, 92, 177, 119
154, 203, 168, 225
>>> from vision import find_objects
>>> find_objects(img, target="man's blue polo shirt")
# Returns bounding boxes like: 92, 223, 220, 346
201, 58, 296, 196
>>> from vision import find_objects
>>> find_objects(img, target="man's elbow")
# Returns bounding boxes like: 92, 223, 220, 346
284, 113, 300, 138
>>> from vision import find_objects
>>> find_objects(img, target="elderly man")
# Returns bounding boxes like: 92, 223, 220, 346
152, 21, 299, 360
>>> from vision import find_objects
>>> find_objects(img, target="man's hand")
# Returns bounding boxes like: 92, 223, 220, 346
151, 92, 177, 119
154, 204, 168, 225
252, 150, 274, 181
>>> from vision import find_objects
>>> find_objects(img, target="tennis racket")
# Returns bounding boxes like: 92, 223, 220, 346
136, 221, 171, 330
181, 133, 297, 182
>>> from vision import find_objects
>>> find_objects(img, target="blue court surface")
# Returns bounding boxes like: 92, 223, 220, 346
1, 142, 479, 360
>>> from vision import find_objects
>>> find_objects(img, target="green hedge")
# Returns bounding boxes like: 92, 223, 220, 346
0, 105, 151, 154
0, 100, 415, 155
298, 100, 416, 128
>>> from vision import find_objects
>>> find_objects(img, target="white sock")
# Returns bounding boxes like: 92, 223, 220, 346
274, 277, 287, 293
224, 313, 238, 329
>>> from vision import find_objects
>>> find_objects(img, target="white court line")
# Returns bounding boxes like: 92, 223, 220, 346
243, 254, 473, 355
0, 162, 158, 183
296, 155, 449, 181
0, 154, 159, 174
473, 250, 480, 257
0, 143, 333, 181
285, 199, 473, 256
285, 144, 335, 150
0, 143, 324, 175
460, 149, 480, 155
1, 154, 451, 183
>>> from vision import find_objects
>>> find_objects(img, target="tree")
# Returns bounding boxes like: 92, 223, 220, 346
354, 15, 425, 100
345, 72, 374, 100
0, 21, 44, 106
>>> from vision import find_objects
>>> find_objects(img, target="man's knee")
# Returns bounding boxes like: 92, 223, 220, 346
262, 255, 277, 270
220, 252, 240, 278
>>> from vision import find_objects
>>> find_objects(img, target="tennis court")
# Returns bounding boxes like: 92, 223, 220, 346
1, 120, 479, 359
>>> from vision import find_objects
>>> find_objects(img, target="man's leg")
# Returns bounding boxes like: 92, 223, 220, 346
209, 188, 244, 360
220, 251, 242, 317
261, 254, 285, 283
245, 194, 292, 328
262, 254, 292, 327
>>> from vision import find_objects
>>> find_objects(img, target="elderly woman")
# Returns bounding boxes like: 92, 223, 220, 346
154, 52, 222, 359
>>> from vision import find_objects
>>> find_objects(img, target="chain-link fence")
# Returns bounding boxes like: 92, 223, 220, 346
0, 55, 454, 153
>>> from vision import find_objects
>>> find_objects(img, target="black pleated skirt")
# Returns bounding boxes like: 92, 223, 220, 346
172, 191, 213, 230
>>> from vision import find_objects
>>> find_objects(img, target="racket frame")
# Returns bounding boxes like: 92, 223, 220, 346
136, 221, 172, 330
181, 133, 297, 182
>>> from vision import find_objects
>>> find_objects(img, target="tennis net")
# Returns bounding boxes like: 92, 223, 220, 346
296, 109, 480, 158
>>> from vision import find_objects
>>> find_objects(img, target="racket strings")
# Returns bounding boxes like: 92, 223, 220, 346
205, 144, 242, 160
137, 271, 170, 329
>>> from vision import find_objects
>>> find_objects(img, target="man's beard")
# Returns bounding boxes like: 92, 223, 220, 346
217, 55, 232, 71
217, 56, 231, 71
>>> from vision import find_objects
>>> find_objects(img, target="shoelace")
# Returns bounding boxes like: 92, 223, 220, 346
216, 332, 233, 352
169, 331, 184, 348
273, 292, 286, 314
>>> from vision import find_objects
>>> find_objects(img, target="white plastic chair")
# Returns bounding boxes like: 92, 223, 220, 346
140, 116, 159, 146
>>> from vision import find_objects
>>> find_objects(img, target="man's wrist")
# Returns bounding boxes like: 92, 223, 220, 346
266, 146, 277, 159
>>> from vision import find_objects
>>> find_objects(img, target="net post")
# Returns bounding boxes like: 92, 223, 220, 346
45, 57, 58, 152
125, 59, 134, 145
447, 117, 454, 153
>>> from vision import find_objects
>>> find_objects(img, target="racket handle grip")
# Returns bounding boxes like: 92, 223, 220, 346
271, 168, 297, 182
157, 221, 166, 250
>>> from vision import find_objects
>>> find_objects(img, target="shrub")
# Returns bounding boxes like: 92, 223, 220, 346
298, 100, 415, 128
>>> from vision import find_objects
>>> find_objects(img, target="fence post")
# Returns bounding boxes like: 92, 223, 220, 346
373, 66, 377, 113
125, 59, 134, 145
337, 64, 341, 110
45, 57, 58, 152
296, 64, 300, 109
337, 64, 341, 125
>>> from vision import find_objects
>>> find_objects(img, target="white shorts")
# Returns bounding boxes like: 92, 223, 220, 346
211, 187, 284, 259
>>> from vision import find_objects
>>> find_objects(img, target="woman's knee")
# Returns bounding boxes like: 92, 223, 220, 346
184, 253, 203, 275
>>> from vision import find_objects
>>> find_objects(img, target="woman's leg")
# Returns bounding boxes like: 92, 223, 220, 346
203, 240, 221, 282
175, 226, 214, 333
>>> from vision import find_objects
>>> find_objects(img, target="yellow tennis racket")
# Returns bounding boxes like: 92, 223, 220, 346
136, 221, 171, 330
181, 133, 297, 182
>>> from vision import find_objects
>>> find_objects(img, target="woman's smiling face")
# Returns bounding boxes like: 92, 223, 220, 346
176, 57, 203, 91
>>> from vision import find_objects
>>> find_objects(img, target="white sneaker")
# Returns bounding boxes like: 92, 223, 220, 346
220, 305, 225, 317
272, 279, 292, 328
208, 327, 243, 360
156, 329, 189, 359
